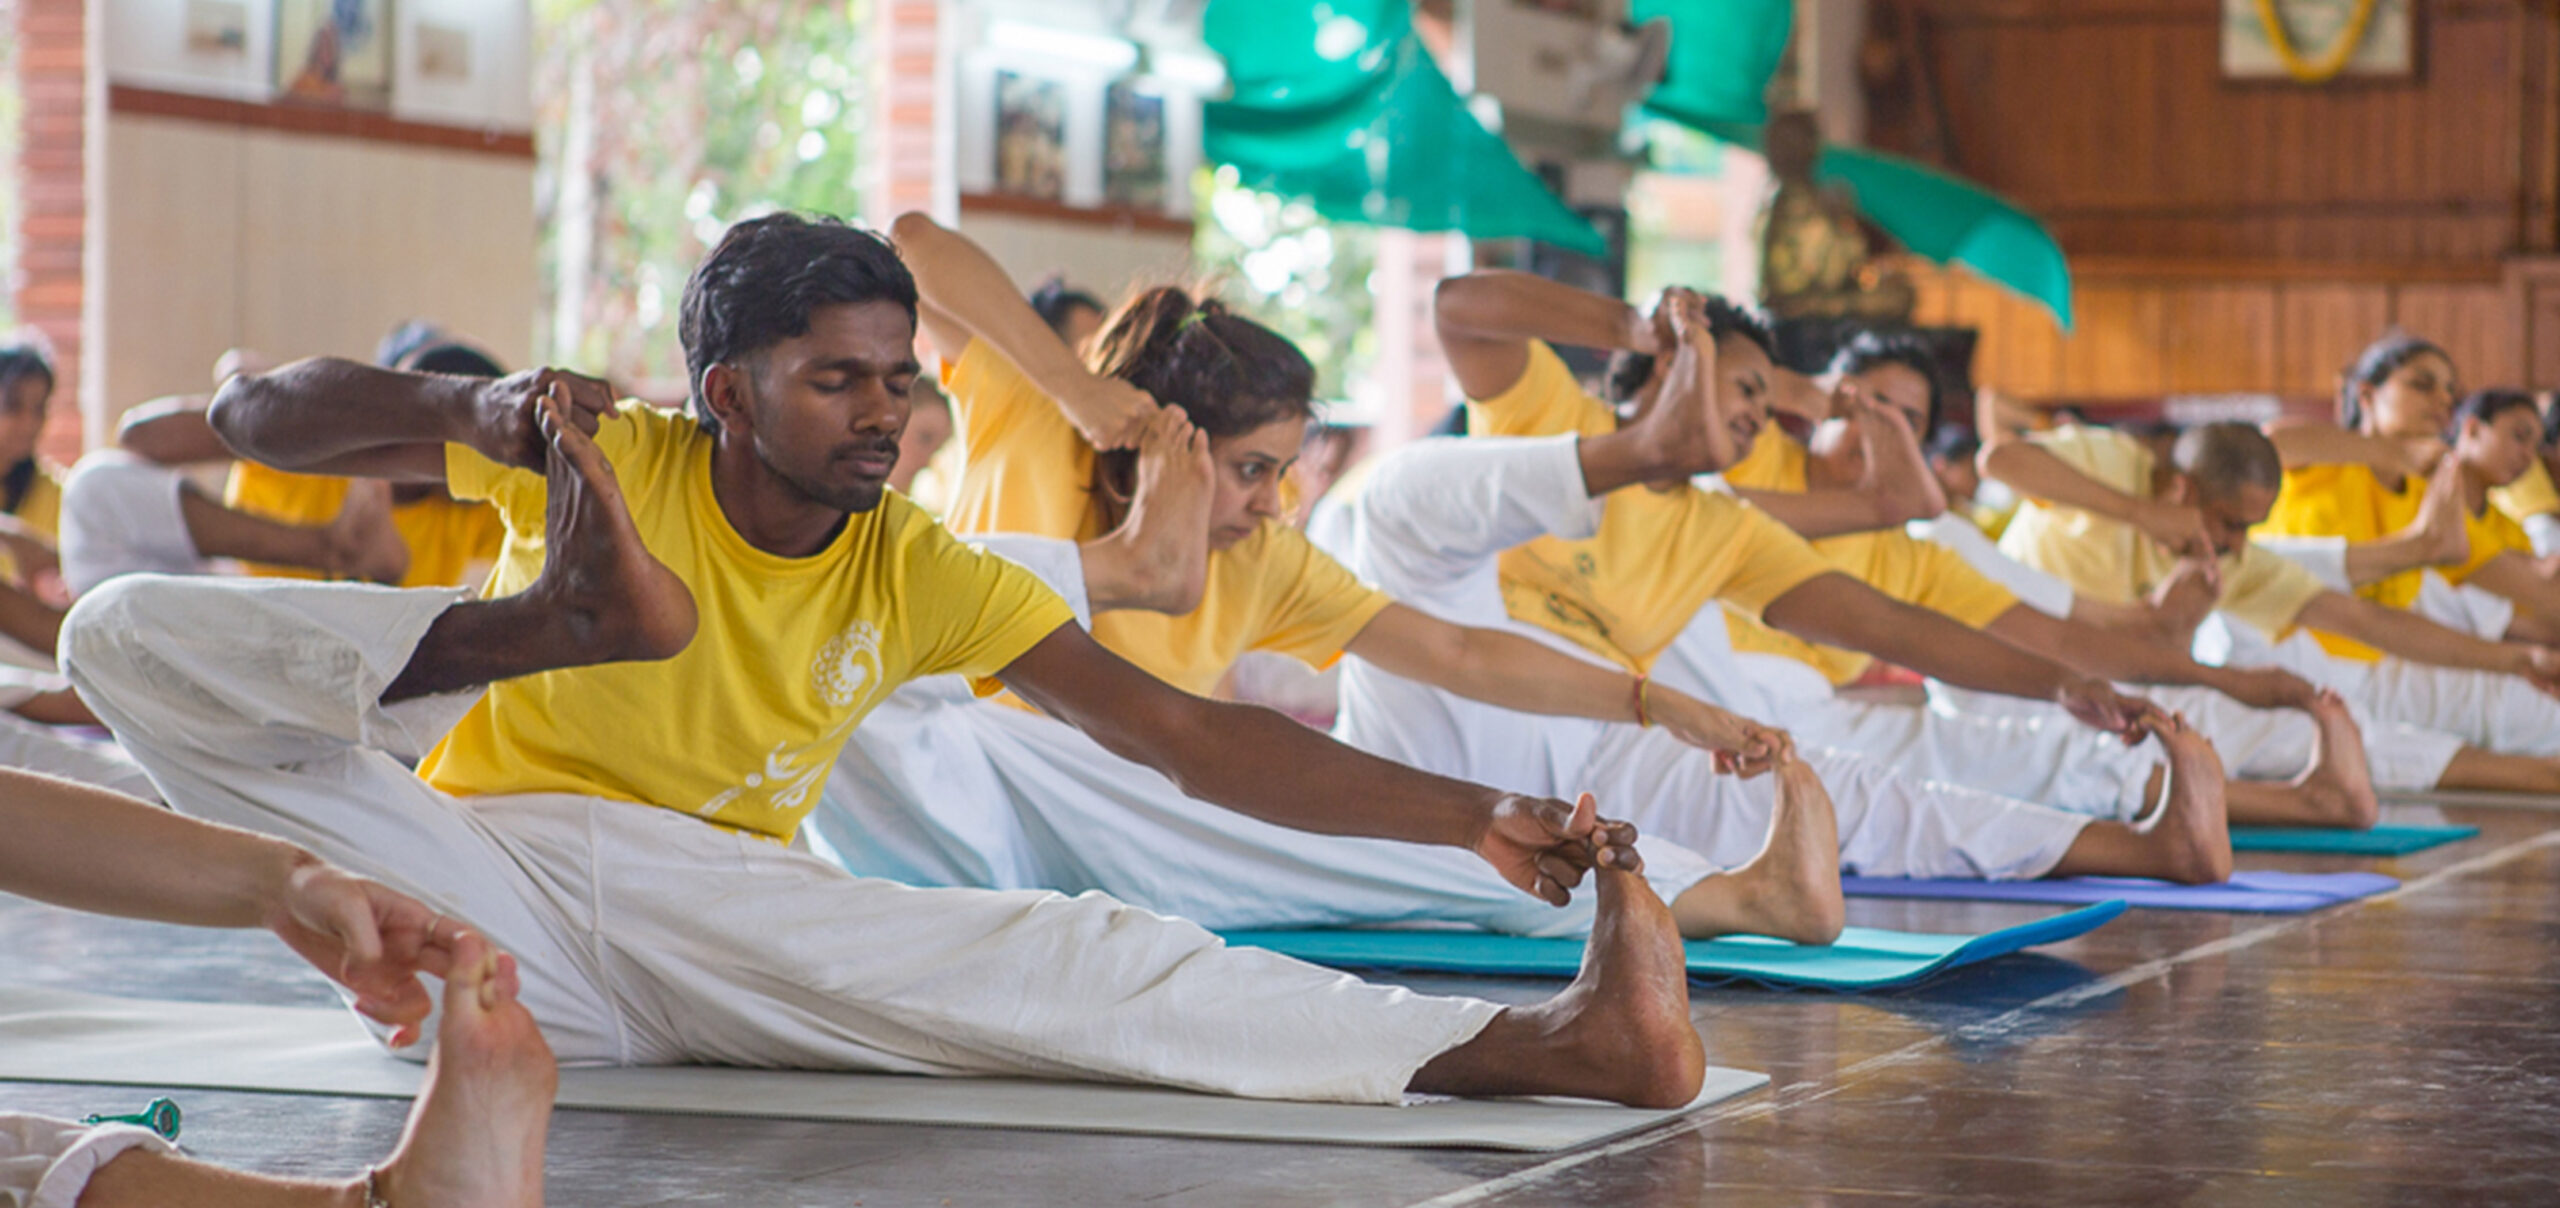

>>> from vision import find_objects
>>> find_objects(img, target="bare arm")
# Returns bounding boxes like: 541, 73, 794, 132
1979, 432, 2218, 569
2459, 552, 2560, 638
1760, 572, 2151, 738
999, 624, 1641, 903
0, 766, 461, 1044
1344, 604, 1790, 771
1431, 270, 1660, 402
2264, 420, 2414, 475
115, 396, 234, 464
1986, 604, 2318, 711
1743, 390, 1947, 539
210, 359, 613, 481
890, 211, 1154, 449
2295, 590, 2560, 690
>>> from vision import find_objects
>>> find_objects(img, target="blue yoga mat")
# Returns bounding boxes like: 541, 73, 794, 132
1841, 870, 2398, 913
1219, 901, 2124, 991
2227, 823, 2478, 856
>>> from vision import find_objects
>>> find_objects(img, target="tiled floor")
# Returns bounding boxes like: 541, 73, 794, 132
7, 800, 2559, 1205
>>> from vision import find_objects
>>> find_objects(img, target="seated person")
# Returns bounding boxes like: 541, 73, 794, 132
1983, 412, 2560, 786
1927, 427, 2016, 538
2258, 337, 2560, 648
2484, 390, 2560, 557
0, 765, 555, 1208
0, 344, 73, 660
64, 211, 1709, 1110
888, 373, 955, 510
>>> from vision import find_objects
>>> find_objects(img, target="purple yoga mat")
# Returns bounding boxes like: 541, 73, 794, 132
1840, 870, 2400, 913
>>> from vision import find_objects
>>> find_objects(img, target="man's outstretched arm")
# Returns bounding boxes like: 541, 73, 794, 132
1760, 572, 2154, 739
1432, 270, 1664, 402
210, 359, 616, 481
997, 624, 1639, 904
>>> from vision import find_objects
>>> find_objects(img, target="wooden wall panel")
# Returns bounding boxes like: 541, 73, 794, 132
1873, 0, 2559, 265
2277, 284, 2391, 405
2392, 285, 2522, 388
2056, 287, 2166, 397
2160, 286, 2278, 393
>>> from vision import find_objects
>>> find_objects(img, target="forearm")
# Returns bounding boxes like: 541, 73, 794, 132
2341, 532, 2440, 586
1386, 626, 1643, 725
1992, 607, 2206, 688
1979, 442, 2148, 523
2306, 592, 2530, 675
890, 213, 1099, 415
1736, 487, 1903, 540
208, 358, 482, 476
1433, 270, 1649, 353
2266, 421, 2399, 472
115, 398, 231, 464
1764, 575, 2076, 703
0, 767, 304, 927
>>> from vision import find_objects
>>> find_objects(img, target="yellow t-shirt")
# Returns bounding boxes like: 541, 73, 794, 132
0, 461, 64, 584
2491, 457, 2559, 526
1719, 430, 2017, 684
417, 402, 1075, 841
1997, 424, 2329, 650
942, 339, 1392, 695
225, 459, 506, 589
1470, 341, 1836, 671
2256, 460, 2532, 654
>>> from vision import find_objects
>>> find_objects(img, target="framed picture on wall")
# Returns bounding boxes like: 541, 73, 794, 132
994, 70, 1068, 201
275, 0, 393, 109
1103, 80, 1166, 210
2221, 0, 2415, 82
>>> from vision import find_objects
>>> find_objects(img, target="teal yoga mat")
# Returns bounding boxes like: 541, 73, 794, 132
1221, 901, 2124, 991
2227, 823, 2479, 856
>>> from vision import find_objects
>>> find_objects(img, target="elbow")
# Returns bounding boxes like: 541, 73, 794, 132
889, 211, 947, 256
1431, 275, 1498, 341
202, 376, 262, 461
1978, 443, 2029, 486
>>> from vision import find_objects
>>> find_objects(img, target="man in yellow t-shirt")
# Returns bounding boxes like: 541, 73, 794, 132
1985, 417, 2560, 791
62, 213, 1711, 1110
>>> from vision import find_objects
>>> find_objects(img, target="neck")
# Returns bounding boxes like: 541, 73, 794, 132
708, 438, 847, 557
2455, 457, 2493, 514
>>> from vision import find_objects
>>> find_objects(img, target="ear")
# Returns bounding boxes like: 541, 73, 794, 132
701, 361, 754, 437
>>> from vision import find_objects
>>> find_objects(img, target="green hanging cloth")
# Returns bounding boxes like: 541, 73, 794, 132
1635, 0, 1795, 128
1686, 118, 2076, 330
1201, 0, 1606, 254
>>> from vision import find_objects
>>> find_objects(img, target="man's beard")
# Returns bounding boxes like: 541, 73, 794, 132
758, 435, 891, 515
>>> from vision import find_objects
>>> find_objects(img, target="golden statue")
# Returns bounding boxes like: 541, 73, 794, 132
1757, 111, 1915, 322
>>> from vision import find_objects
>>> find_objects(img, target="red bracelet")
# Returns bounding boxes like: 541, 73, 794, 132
1632, 674, 1653, 728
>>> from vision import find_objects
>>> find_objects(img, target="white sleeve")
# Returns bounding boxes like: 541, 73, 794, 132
2249, 535, 2351, 592
1908, 515, 2075, 619
2527, 513, 2560, 559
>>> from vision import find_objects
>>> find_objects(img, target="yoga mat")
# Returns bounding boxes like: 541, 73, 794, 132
1841, 870, 2399, 913
1220, 901, 2125, 991
2227, 824, 2478, 856
0, 984, 1763, 1153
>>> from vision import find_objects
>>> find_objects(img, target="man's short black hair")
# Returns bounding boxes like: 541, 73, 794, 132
2173, 421, 2283, 500
1603, 295, 1776, 405
1926, 426, 1979, 463
404, 343, 507, 379
679, 212, 918, 434
1827, 330, 1950, 435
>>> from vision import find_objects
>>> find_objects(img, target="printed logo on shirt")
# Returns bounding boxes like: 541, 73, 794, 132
813, 620, 885, 709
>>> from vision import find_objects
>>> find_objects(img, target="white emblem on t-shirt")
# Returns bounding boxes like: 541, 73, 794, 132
813, 620, 884, 708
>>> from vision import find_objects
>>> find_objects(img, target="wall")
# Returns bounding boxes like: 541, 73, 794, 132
1871, 0, 2559, 264
97, 112, 535, 424
949, 197, 1195, 304
1871, 0, 2560, 399
11, 0, 90, 464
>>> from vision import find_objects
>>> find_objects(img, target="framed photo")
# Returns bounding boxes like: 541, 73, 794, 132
1103, 80, 1167, 210
275, 0, 392, 109
184, 0, 250, 55
994, 70, 1067, 201
416, 22, 472, 83
2221, 0, 2415, 82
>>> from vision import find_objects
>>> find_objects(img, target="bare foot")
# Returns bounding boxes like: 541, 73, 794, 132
1670, 755, 1845, 944
2144, 713, 2233, 884
526, 387, 696, 663
1086, 407, 1213, 613
373, 931, 555, 1208
1412, 864, 1707, 1108
1615, 291, 1737, 480
2290, 690, 2379, 829
329, 479, 413, 585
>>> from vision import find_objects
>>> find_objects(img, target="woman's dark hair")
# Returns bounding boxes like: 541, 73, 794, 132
1827, 330, 1949, 435
1926, 425, 1979, 463
1085, 286, 1315, 494
1601, 295, 1777, 405
680, 212, 917, 434
403, 343, 507, 379
0, 345, 56, 514
2338, 331, 2451, 430
375, 320, 448, 369
2451, 389, 2540, 439
1029, 277, 1105, 338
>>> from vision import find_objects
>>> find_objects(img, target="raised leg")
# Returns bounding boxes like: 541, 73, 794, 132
1665, 754, 1845, 944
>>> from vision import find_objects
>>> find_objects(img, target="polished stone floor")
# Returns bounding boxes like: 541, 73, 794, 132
7, 798, 2560, 1205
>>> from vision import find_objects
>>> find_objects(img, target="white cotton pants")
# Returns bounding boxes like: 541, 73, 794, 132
0, 1115, 171, 1208
809, 532, 1724, 938
57, 453, 206, 599
60, 574, 1499, 1103
1318, 436, 2091, 878
2213, 619, 2560, 760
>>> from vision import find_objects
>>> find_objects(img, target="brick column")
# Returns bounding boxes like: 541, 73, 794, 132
868, 0, 945, 230
12, 0, 87, 463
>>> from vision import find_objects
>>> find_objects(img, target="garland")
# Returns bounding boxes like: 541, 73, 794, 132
2251, 0, 2383, 84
